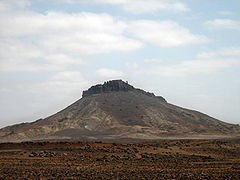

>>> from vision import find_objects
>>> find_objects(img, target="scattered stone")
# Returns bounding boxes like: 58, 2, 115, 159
134, 154, 142, 160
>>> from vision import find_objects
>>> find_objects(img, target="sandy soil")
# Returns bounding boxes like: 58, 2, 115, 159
0, 139, 240, 179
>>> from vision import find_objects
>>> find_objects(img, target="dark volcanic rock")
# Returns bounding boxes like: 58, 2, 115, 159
82, 80, 166, 102
156, 96, 167, 103
82, 80, 134, 98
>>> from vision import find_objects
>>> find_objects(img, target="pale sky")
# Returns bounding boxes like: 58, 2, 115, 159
0, 0, 239, 128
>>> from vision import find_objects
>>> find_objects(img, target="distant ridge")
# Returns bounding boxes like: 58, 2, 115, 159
0, 80, 239, 142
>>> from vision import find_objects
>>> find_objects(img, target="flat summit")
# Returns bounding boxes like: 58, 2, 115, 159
0, 80, 239, 142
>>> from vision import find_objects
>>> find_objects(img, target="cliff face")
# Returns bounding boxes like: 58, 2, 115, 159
82, 80, 134, 98
82, 80, 167, 102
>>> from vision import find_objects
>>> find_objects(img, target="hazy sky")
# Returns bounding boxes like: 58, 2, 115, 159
0, 0, 239, 128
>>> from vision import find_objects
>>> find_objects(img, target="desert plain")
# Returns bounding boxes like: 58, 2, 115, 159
0, 139, 240, 179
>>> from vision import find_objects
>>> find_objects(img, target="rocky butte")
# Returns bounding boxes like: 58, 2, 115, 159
82, 80, 166, 102
0, 80, 239, 142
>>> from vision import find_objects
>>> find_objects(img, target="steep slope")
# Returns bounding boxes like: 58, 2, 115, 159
0, 80, 239, 142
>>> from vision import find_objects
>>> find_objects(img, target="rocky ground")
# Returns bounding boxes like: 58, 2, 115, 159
0, 139, 240, 179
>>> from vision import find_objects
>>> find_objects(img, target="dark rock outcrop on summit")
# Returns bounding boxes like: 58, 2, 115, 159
82, 80, 134, 98
82, 80, 167, 102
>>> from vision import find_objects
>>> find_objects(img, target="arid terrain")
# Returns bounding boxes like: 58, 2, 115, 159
0, 139, 240, 179
1, 80, 239, 179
